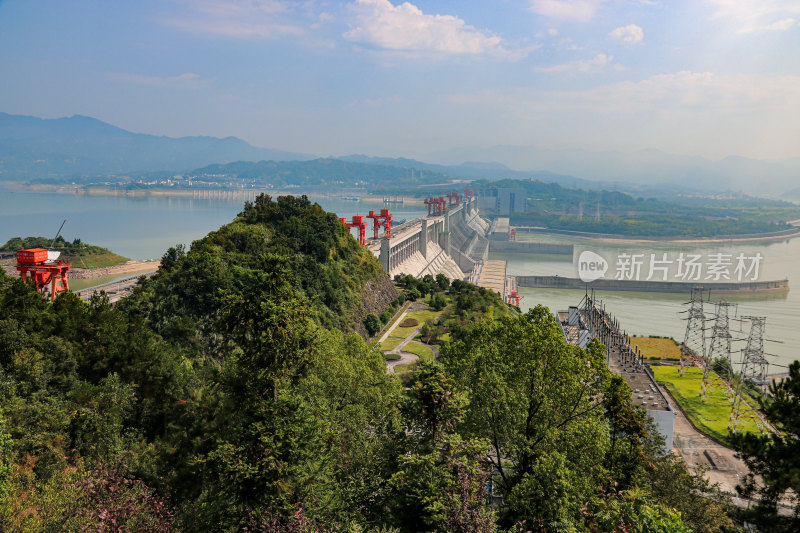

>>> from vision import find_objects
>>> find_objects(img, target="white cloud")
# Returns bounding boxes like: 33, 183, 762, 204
162, 0, 307, 38
608, 24, 643, 43
528, 0, 608, 22
706, 0, 800, 33
739, 17, 796, 34
110, 72, 207, 89
344, 0, 508, 56
537, 53, 615, 73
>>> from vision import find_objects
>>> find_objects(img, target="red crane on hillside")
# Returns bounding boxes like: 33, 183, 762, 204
15, 248, 71, 301
339, 215, 367, 245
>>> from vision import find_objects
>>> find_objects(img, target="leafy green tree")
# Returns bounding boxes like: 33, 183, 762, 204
435, 274, 450, 291
0, 412, 12, 499
731, 360, 800, 532
365, 313, 381, 336
603, 375, 649, 487
441, 307, 613, 528
582, 485, 692, 533
389, 362, 495, 532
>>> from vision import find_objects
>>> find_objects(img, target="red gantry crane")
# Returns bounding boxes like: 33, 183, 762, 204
447, 191, 461, 206
424, 197, 448, 216
339, 215, 367, 245
16, 248, 71, 301
507, 289, 522, 307
366, 208, 393, 239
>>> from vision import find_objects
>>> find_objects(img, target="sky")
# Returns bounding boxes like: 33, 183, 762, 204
1, 0, 799, 161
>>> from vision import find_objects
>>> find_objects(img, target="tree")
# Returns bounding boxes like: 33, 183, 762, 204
189, 256, 326, 528
440, 307, 613, 528
731, 360, 800, 531
388, 362, 495, 532
365, 313, 381, 337
0, 413, 11, 499
582, 485, 692, 533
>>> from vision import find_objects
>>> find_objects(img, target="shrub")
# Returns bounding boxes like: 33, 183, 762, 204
365, 313, 381, 336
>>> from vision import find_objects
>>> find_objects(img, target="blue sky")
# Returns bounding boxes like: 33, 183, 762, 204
1, 0, 799, 161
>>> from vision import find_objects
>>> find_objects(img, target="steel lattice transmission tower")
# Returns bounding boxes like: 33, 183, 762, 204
728, 316, 769, 433
681, 286, 707, 377
704, 301, 738, 402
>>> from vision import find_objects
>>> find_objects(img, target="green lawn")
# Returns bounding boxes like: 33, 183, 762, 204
401, 341, 434, 362
652, 366, 762, 444
375, 301, 411, 338
395, 361, 419, 373
380, 337, 404, 352
390, 309, 441, 338
69, 252, 129, 268
631, 337, 681, 360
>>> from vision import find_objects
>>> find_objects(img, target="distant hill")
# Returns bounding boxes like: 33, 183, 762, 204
0, 112, 312, 180
337, 154, 597, 189
424, 145, 800, 195
188, 158, 453, 188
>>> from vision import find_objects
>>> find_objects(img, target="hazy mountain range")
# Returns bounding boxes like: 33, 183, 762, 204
0, 112, 312, 179
1, 112, 798, 196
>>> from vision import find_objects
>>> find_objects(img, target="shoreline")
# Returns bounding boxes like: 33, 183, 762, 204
515, 226, 800, 244
1, 182, 428, 206
2, 260, 160, 280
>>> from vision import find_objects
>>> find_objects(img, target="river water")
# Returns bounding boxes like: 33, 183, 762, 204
504, 232, 800, 369
1, 188, 798, 368
0, 189, 426, 259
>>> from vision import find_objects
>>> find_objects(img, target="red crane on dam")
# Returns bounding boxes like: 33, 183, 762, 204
339, 215, 367, 245
424, 197, 448, 216
366, 208, 393, 239
447, 191, 461, 206
507, 289, 522, 307
15, 248, 71, 301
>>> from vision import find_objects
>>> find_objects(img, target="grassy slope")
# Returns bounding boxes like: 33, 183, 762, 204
631, 337, 681, 360
402, 341, 434, 362
1, 236, 129, 268
652, 366, 761, 444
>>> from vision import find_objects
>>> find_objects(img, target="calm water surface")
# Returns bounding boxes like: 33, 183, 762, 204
506, 233, 800, 369
0, 189, 425, 259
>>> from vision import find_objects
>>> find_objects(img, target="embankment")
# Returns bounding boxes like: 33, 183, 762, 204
516, 275, 789, 294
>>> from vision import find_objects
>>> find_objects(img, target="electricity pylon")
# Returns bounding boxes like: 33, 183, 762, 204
704, 301, 737, 402
681, 286, 707, 377
728, 316, 768, 433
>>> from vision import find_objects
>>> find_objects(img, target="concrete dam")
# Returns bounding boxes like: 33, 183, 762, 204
367, 196, 492, 282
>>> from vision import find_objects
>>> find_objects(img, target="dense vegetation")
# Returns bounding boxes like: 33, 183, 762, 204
731, 361, 800, 532
118, 194, 397, 337
462, 179, 800, 238
0, 236, 129, 268
0, 196, 747, 531
186, 158, 449, 189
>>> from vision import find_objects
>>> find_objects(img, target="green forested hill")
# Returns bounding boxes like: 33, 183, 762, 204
118, 194, 397, 338
0, 236, 129, 268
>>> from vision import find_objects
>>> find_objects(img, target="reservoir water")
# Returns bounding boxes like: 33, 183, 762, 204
2, 187, 798, 369
0, 189, 426, 259
505, 232, 800, 369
